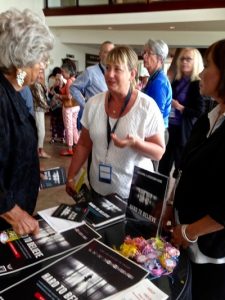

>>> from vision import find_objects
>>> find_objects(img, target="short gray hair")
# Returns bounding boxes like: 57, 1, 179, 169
145, 39, 169, 62
0, 8, 54, 72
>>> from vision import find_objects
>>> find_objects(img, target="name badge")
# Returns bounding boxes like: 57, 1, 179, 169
99, 163, 112, 184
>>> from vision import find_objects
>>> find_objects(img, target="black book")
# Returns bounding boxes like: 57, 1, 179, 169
40, 166, 67, 189
51, 184, 92, 223
52, 203, 89, 223
0, 239, 148, 299
85, 194, 127, 229
127, 166, 169, 226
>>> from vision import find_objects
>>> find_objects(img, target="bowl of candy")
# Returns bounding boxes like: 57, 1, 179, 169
117, 236, 180, 278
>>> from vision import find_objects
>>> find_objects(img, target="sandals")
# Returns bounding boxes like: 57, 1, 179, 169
39, 151, 51, 159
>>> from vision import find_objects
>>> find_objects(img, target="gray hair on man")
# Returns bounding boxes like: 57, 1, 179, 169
145, 39, 169, 62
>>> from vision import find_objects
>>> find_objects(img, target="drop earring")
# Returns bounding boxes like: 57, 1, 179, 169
16, 69, 27, 87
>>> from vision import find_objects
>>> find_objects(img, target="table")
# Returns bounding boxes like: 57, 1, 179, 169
0, 218, 191, 299
98, 218, 192, 300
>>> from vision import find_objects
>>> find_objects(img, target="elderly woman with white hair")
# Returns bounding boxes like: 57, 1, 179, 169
0, 8, 54, 235
142, 39, 172, 170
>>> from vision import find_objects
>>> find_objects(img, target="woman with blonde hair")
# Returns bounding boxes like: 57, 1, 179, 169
159, 47, 206, 178
66, 45, 165, 200
175, 48, 204, 81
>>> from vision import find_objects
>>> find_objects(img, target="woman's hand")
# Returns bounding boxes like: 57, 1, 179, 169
0, 205, 39, 236
172, 99, 184, 112
111, 133, 135, 148
40, 166, 46, 180
171, 224, 191, 249
66, 180, 77, 198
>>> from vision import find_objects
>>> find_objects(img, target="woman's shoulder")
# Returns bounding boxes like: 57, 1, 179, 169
136, 90, 161, 112
85, 91, 106, 109
89, 91, 106, 101
188, 80, 202, 96
83, 92, 106, 124
138, 90, 156, 104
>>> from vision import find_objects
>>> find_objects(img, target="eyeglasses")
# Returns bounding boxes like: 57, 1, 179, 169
180, 57, 193, 62
142, 50, 156, 57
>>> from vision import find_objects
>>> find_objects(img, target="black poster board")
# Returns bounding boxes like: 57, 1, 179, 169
127, 166, 169, 226
0, 239, 148, 299
0, 219, 100, 278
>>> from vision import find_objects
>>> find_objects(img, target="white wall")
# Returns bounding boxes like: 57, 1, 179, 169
0, 0, 44, 14
1, 2, 225, 77
45, 7, 225, 74
46, 7, 225, 48
49, 32, 99, 74
0, 1, 88, 76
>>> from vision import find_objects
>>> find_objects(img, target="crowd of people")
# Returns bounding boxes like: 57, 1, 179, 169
1, 6, 225, 299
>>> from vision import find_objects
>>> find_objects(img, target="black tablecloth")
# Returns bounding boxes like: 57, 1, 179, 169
98, 218, 192, 300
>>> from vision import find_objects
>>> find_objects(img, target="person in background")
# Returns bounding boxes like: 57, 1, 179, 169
166, 48, 182, 83
70, 41, 115, 130
48, 66, 62, 89
19, 85, 34, 115
0, 8, 54, 234
158, 47, 205, 178
66, 46, 165, 200
59, 58, 80, 156
48, 73, 65, 144
164, 39, 225, 300
31, 65, 51, 159
142, 39, 172, 140
142, 39, 172, 170
136, 67, 149, 90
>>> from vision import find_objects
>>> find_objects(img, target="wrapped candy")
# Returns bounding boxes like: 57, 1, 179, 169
117, 236, 180, 278
119, 243, 138, 258
159, 253, 177, 273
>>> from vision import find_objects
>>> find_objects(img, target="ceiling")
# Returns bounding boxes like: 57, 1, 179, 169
46, 5, 225, 55
58, 20, 225, 32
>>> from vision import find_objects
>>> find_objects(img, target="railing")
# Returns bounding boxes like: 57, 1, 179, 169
43, 0, 225, 16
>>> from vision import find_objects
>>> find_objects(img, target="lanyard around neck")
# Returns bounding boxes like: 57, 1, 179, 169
107, 88, 132, 148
